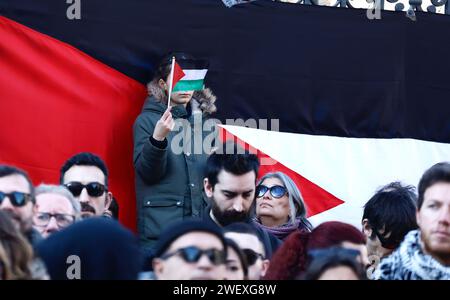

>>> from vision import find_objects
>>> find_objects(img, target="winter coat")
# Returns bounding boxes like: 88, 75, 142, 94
133, 80, 217, 250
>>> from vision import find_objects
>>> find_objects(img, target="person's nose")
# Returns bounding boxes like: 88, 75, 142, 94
196, 253, 214, 271
0, 196, 14, 210
263, 189, 272, 200
437, 205, 450, 226
46, 216, 59, 232
232, 197, 244, 212
78, 188, 90, 203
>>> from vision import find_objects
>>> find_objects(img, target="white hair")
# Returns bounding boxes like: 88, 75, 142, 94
35, 184, 81, 220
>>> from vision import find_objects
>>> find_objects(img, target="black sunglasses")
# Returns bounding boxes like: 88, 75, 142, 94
161, 246, 226, 266
256, 185, 287, 199
64, 182, 106, 197
242, 249, 264, 265
0, 191, 32, 207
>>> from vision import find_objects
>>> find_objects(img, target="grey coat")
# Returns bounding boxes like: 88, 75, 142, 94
133, 81, 217, 250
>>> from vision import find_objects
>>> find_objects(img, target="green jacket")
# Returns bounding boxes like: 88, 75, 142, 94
133, 83, 217, 250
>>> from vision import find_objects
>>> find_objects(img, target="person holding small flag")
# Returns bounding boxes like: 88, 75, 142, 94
133, 52, 218, 252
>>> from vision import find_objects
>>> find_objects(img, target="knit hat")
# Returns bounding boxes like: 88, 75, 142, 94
153, 219, 227, 258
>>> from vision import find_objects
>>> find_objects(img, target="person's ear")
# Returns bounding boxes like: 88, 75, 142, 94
159, 79, 167, 90
416, 209, 421, 228
260, 259, 270, 278
104, 192, 113, 211
204, 178, 214, 198
153, 258, 164, 279
362, 219, 372, 238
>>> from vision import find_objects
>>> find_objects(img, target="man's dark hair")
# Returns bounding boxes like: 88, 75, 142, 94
205, 143, 260, 188
418, 162, 450, 210
362, 181, 418, 248
0, 165, 35, 202
60, 152, 109, 186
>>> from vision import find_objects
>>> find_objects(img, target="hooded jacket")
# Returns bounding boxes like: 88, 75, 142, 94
133, 80, 217, 250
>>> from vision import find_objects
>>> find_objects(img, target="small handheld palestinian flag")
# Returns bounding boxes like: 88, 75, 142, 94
167, 57, 209, 107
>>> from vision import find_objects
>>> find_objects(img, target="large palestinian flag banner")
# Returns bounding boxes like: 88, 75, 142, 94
1, 0, 449, 230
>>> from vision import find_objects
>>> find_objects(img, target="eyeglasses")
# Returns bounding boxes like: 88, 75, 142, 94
33, 212, 75, 228
242, 249, 264, 265
161, 246, 226, 266
0, 191, 32, 207
64, 182, 106, 197
256, 185, 287, 199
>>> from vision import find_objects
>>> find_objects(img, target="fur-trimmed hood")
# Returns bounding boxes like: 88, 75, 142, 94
147, 79, 217, 115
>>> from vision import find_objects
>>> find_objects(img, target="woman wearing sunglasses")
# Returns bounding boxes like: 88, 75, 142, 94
253, 172, 313, 240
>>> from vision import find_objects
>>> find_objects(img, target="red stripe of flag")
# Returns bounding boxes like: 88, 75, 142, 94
218, 126, 344, 217
0, 16, 147, 231
172, 60, 185, 90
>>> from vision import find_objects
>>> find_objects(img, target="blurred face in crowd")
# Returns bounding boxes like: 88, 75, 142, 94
256, 177, 290, 227
204, 170, 256, 226
33, 193, 76, 238
159, 76, 194, 107
153, 231, 226, 280
318, 266, 360, 280
362, 221, 395, 260
62, 165, 111, 216
417, 182, 450, 266
223, 246, 245, 280
225, 232, 269, 280
0, 174, 34, 233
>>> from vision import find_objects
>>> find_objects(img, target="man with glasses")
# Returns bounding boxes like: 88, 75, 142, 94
362, 182, 418, 266
0, 164, 42, 247
60, 152, 112, 217
33, 184, 81, 238
152, 220, 227, 280
224, 223, 270, 280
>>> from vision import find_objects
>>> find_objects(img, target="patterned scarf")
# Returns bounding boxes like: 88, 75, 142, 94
252, 217, 303, 241
373, 230, 450, 280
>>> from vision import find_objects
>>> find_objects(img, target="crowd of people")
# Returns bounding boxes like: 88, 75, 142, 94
1, 52, 449, 280
1, 148, 449, 280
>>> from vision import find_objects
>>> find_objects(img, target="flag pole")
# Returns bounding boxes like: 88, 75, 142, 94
167, 56, 175, 108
